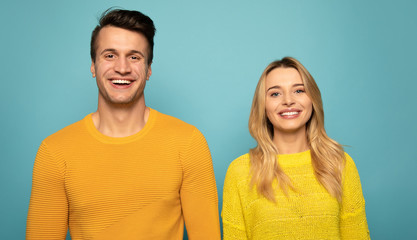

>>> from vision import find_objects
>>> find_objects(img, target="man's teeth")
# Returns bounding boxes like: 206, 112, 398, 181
112, 79, 132, 84
280, 112, 299, 116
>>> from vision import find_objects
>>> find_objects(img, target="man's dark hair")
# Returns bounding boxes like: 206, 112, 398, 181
90, 8, 156, 64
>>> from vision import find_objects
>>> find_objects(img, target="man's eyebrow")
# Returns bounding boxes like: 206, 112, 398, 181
100, 49, 145, 58
100, 48, 117, 55
129, 50, 145, 58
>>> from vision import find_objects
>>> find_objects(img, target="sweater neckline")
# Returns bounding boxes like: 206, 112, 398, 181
84, 108, 157, 144
277, 150, 311, 166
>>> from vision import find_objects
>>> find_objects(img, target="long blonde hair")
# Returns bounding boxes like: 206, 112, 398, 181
249, 57, 345, 202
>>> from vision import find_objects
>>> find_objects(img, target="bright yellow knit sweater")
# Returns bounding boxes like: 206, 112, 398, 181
27, 108, 221, 240
222, 150, 369, 239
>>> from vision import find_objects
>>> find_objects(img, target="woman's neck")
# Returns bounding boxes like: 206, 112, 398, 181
273, 127, 309, 154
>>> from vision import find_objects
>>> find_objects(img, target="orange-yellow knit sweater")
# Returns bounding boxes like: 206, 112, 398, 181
27, 108, 221, 240
222, 150, 370, 240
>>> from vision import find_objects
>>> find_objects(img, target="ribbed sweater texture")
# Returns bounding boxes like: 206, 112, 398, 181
222, 150, 370, 240
27, 108, 221, 240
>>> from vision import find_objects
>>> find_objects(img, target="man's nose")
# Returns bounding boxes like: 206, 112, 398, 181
114, 58, 131, 74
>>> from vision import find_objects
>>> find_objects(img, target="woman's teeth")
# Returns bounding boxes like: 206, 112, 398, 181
280, 111, 299, 116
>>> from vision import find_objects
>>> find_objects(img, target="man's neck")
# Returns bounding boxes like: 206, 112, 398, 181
273, 127, 309, 154
92, 98, 149, 138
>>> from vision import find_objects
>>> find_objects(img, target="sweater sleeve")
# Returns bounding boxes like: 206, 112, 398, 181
26, 142, 68, 240
340, 154, 370, 239
180, 128, 221, 240
221, 159, 248, 240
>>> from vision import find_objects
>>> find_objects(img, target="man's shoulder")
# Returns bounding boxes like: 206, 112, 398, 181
42, 115, 88, 145
153, 109, 199, 134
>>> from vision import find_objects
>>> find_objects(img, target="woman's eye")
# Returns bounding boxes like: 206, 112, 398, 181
295, 89, 305, 93
271, 92, 280, 97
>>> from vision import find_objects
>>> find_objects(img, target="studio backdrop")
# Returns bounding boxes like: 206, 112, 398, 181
1, 0, 416, 239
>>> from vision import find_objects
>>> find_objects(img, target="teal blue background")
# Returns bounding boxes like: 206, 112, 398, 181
1, 0, 416, 239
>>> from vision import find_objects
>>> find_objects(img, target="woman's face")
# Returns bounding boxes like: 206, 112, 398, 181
265, 67, 313, 135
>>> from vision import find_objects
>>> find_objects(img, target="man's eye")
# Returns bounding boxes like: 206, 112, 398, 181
131, 56, 140, 60
105, 54, 114, 59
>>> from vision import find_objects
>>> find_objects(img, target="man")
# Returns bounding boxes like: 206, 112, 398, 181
27, 9, 221, 239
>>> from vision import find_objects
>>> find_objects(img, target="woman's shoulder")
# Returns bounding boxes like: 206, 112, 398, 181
342, 152, 362, 182
229, 153, 251, 168
225, 153, 251, 177
223, 153, 252, 189
343, 152, 358, 170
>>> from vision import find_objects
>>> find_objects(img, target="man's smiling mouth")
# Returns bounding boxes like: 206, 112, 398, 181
111, 79, 133, 85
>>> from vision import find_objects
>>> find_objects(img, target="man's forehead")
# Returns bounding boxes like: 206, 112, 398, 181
96, 26, 149, 58
96, 26, 149, 50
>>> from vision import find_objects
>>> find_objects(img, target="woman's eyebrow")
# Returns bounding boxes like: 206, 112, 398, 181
267, 85, 280, 92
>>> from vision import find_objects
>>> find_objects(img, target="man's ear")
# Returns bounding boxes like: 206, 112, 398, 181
147, 62, 152, 80
91, 61, 96, 78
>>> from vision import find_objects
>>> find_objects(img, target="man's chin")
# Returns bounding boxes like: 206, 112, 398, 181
107, 95, 143, 107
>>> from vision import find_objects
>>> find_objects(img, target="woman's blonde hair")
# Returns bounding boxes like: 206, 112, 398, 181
249, 57, 345, 202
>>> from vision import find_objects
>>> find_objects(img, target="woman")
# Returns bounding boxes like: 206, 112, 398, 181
222, 57, 369, 239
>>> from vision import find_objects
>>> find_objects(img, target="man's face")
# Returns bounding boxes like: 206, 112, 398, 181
91, 26, 152, 105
